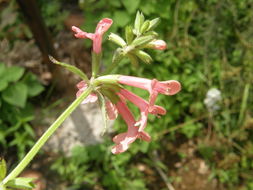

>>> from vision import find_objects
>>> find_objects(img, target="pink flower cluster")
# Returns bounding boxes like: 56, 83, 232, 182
76, 76, 181, 154
72, 18, 181, 154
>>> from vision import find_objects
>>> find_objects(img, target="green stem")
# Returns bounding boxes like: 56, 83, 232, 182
238, 83, 250, 126
2, 86, 93, 185
92, 52, 102, 77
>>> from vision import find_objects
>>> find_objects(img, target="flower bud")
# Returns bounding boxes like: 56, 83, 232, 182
108, 33, 127, 47
147, 17, 160, 31
134, 11, 145, 35
112, 48, 124, 64
131, 35, 155, 47
127, 54, 139, 68
125, 25, 134, 44
140, 20, 150, 34
147, 40, 167, 50
135, 50, 153, 64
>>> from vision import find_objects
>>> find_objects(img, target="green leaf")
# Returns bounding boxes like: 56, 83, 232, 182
97, 92, 108, 136
2, 82, 28, 108
22, 72, 44, 97
0, 80, 8, 92
113, 11, 130, 27
49, 56, 88, 81
2, 66, 25, 83
109, 0, 121, 7
180, 123, 202, 139
0, 158, 7, 181
19, 103, 35, 122
6, 177, 35, 190
0, 63, 6, 77
121, 0, 140, 14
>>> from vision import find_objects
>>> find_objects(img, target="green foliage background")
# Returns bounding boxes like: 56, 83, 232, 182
0, 63, 44, 160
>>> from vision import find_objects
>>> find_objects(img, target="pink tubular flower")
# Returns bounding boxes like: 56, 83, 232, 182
118, 89, 166, 132
76, 75, 181, 154
117, 76, 181, 132
148, 40, 167, 50
72, 18, 113, 54
118, 76, 181, 96
111, 96, 151, 154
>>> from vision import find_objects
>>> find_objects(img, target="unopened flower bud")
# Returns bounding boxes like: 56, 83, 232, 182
140, 20, 150, 34
131, 35, 155, 47
135, 50, 153, 64
134, 11, 145, 35
147, 17, 160, 31
127, 54, 139, 68
125, 25, 134, 44
112, 48, 124, 64
147, 40, 167, 50
108, 33, 127, 47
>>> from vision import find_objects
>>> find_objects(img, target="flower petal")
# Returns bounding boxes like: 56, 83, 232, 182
81, 93, 98, 104
148, 105, 166, 116
95, 18, 113, 35
138, 131, 151, 142
118, 89, 147, 111
71, 26, 94, 39
135, 109, 148, 132
113, 132, 127, 143
155, 80, 181, 95
76, 80, 87, 89
106, 100, 118, 120
111, 143, 129, 154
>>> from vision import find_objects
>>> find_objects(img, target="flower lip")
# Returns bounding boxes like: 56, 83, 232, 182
95, 18, 113, 35
72, 18, 113, 54
71, 26, 94, 39
158, 80, 181, 95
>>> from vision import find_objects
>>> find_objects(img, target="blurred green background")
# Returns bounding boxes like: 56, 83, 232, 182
0, 0, 253, 190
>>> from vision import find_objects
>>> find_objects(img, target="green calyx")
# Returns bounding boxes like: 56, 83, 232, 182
94, 75, 120, 86
99, 87, 120, 104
